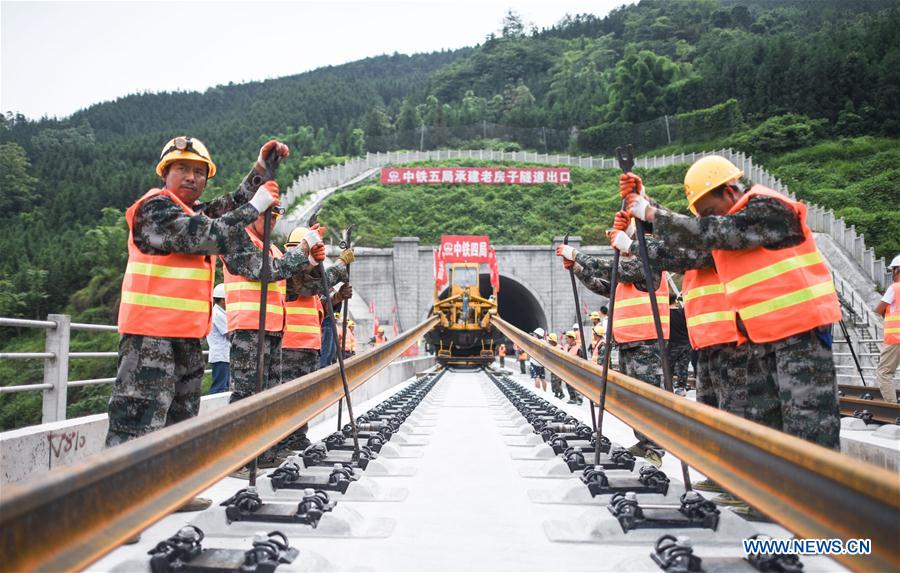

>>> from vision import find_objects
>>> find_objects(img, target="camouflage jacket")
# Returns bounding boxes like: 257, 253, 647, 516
574, 252, 659, 296
132, 167, 266, 256
653, 195, 805, 252
618, 238, 715, 283
221, 241, 316, 283
286, 261, 350, 302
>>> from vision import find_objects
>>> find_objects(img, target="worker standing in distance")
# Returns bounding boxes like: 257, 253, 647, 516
497, 342, 507, 368
207, 283, 231, 394
556, 243, 667, 467
344, 320, 358, 358
564, 331, 585, 405
109, 137, 286, 510
874, 255, 900, 402
546, 333, 565, 399
530, 327, 548, 392
373, 325, 387, 346
622, 155, 842, 449
517, 344, 528, 374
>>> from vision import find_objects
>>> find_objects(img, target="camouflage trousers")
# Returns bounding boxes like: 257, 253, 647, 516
706, 342, 751, 419
105, 335, 203, 447
228, 330, 282, 403
280, 348, 321, 445
618, 341, 663, 452
668, 344, 692, 388
550, 373, 563, 396
746, 328, 840, 449
694, 348, 718, 408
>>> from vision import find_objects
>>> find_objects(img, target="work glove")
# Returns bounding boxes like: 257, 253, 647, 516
249, 180, 280, 213
310, 223, 328, 237
256, 139, 290, 173
625, 192, 651, 221
613, 210, 630, 231
619, 172, 644, 198
608, 229, 634, 253
338, 283, 353, 300
309, 242, 326, 264
556, 244, 577, 270
339, 249, 355, 266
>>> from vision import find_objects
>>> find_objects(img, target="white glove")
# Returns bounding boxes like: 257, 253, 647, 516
629, 195, 651, 221
612, 231, 634, 253
558, 245, 577, 261
304, 229, 323, 265
249, 185, 276, 213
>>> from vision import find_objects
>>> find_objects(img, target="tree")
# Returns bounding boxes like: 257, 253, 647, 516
0, 143, 39, 217
501, 10, 525, 38
395, 98, 420, 149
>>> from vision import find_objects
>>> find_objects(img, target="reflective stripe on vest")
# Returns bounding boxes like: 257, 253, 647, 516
682, 268, 740, 349
118, 188, 214, 338
710, 186, 841, 343
283, 296, 323, 350
885, 283, 900, 345
612, 273, 670, 343
224, 230, 286, 333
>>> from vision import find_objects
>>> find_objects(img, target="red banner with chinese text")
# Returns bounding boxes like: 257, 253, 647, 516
382, 167, 570, 185
439, 235, 491, 263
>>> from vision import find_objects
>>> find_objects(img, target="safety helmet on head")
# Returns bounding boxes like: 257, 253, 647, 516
683, 155, 743, 215
590, 311, 600, 319
890, 254, 900, 269
532, 327, 545, 338
548, 333, 558, 343
156, 136, 217, 178
334, 312, 342, 321
213, 283, 225, 299
565, 330, 576, 339
285, 227, 309, 249
377, 326, 384, 334
593, 324, 605, 337
348, 320, 356, 328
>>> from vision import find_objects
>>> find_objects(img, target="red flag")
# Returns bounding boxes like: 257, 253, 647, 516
434, 247, 448, 290
391, 306, 399, 337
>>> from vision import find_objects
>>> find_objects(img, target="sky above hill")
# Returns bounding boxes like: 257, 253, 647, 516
1, 0, 635, 120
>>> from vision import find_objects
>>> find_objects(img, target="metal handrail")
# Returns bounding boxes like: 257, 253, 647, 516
492, 316, 899, 573
0, 315, 438, 572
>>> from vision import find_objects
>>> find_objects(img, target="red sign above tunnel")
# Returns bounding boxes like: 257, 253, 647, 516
381, 167, 570, 185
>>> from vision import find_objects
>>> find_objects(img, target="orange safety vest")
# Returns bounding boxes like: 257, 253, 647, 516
344, 328, 357, 352
224, 230, 286, 333
711, 186, 840, 343
682, 268, 741, 349
283, 295, 323, 350
884, 283, 900, 345
374, 333, 387, 345
118, 189, 214, 338
612, 273, 670, 343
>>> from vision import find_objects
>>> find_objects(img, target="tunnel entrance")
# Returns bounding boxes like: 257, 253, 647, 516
433, 272, 547, 337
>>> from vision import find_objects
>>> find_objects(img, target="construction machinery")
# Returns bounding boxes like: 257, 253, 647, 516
428, 262, 498, 366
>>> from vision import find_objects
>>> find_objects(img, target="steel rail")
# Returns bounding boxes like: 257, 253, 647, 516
492, 316, 900, 573
839, 384, 899, 401
0, 315, 438, 573
839, 396, 900, 425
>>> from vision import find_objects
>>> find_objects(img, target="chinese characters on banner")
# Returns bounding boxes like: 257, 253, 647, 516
381, 167, 570, 185
434, 235, 500, 293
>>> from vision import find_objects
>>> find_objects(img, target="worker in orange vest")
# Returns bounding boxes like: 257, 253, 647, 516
563, 331, 584, 405
108, 137, 288, 511
516, 344, 528, 374
110, 137, 285, 443
556, 241, 668, 467
497, 343, 507, 368
373, 325, 388, 345
874, 255, 900, 402
342, 319, 358, 357
623, 155, 842, 449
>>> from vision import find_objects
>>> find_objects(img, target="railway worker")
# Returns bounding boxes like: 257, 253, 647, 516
273, 227, 353, 460
555, 243, 667, 467
516, 344, 528, 374
206, 283, 231, 394
590, 324, 604, 364
667, 294, 692, 393
621, 155, 842, 449
546, 333, 565, 398
563, 331, 585, 405
344, 319, 358, 357
374, 325, 387, 346
530, 327, 548, 392
108, 137, 287, 452
590, 310, 602, 328
874, 255, 900, 402
497, 342, 507, 368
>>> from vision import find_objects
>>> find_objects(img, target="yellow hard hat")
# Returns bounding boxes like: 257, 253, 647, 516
548, 333, 558, 343
593, 324, 605, 337
334, 312, 342, 320
348, 320, 356, 327
590, 311, 600, 319
156, 136, 217, 178
285, 227, 309, 248
377, 326, 384, 333
565, 330, 576, 339
683, 155, 743, 215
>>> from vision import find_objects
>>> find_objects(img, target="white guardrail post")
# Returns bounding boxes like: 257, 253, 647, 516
42, 314, 70, 423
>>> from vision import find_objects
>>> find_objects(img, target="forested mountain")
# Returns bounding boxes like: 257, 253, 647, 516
1, 0, 898, 326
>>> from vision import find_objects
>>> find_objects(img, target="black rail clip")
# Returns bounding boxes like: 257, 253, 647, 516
650, 534, 703, 573
221, 487, 335, 526
608, 491, 719, 533
853, 410, 873, 425
149, 526, 298, 573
